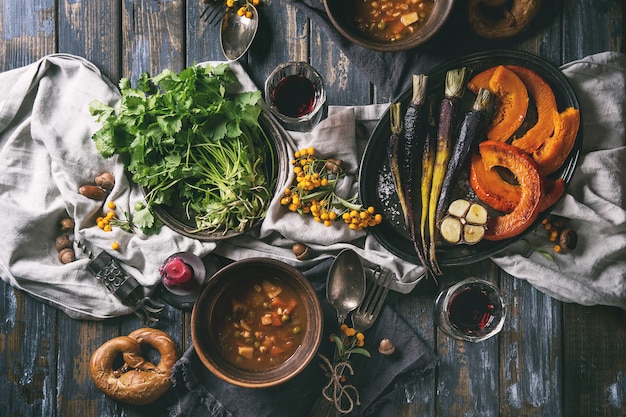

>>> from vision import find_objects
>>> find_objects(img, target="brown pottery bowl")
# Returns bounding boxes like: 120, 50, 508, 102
191, 258, 323, 388
323, 0, 455, 52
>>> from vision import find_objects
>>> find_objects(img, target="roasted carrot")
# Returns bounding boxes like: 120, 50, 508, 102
419, 100, 437, 268
387, 102, 408, 220
428, 68, 467, 275
401, 74, 432, 275
436, 88, 495, 230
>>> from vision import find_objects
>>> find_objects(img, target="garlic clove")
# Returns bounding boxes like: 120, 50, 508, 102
440, 216, 463, 244
466, 203, 488, 224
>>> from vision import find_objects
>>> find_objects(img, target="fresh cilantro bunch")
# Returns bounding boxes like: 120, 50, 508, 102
90, 63, 275, 235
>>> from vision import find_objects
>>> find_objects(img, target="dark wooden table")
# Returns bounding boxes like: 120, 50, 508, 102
1, 1, 625, 416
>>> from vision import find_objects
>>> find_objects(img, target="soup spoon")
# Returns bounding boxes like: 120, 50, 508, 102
220, 5, 259, 61
326, 249, 366, 326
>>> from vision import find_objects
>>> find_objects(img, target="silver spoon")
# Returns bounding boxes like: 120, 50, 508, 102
220, 5, 259, 61
326, 249, 366, 326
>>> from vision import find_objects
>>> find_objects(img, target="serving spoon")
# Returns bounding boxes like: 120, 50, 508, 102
326, 249, 366, 326
220, 5, 259, 61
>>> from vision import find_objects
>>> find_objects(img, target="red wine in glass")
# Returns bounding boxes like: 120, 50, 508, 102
434, 278, 506, 342
270, 75, 317, 118
448, 286, 495, 333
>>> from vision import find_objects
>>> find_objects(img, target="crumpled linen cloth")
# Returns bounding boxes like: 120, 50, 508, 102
491, 52, 626, 309
166, 258, 438, 417
0, 54, 214, 319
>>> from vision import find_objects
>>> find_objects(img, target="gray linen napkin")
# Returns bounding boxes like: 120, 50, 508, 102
491, 52, 626, 309
166, 258, 438, 417
0, 54, 214, 319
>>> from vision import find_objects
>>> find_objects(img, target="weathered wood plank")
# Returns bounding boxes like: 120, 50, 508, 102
560, 1, 625, 416
499, 274, 562, 417
246, 1, 310, 91
57, 319, 121, 417
563, 305, 626, 417
58, 0, 122, 83
0, 0, 56, 71
186, 0, 227, 64
0, 2, 59, 416
310, 19, 374, 106
434, 261, 501, 417
121, 0, 186, 82
562, 0, 624, 62
394, 278, 438, 417
0, 285, 58, 417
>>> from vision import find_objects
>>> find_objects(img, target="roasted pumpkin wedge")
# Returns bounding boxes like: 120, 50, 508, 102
539, 178, 565, 212
532, 106, 580, 175
478, 140, 543, 241
469, 152, 521, 213
468, 65, 529, 142
509, 65, 558, 153
468, 64, 558, 152
470, 152, 566, 214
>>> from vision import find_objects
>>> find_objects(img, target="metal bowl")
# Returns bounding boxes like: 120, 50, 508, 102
150, 110, 289, 241
323, 0, 455, 52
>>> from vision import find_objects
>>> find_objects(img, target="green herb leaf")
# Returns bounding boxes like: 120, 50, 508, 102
348, 347, 371, 358
89, 63, 275, 235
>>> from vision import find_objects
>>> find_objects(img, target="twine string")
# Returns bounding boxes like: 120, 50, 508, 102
319, 354, 361, 414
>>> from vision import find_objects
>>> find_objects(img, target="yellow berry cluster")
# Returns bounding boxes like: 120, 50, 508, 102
96, 200, 134, 250
280, 147, 382, 231
541, 215, 577, 253
96, 201, 119, 233
336, 323, 365, 348
226, 0, 259, 18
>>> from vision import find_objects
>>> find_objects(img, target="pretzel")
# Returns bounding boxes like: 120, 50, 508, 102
89, 328, 180, 405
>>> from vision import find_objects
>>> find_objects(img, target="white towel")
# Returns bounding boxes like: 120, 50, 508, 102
0, 54, 213, 319
491, 52, 626, 309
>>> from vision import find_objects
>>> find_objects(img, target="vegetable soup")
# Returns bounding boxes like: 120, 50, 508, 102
212, 276, 307, 371
352, 0, 434, 42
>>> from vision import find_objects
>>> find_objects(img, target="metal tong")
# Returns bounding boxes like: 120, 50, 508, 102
77, 241, 164, 324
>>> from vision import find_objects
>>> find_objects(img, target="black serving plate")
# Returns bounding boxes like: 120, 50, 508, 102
358, 50, 583, 266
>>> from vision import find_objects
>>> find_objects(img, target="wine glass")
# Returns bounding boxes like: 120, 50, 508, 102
434, 277, 507, 342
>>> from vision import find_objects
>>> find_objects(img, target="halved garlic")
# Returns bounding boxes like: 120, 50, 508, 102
439, 199, 488, 245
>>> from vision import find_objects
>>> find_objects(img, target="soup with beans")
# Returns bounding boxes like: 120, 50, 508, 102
352, 0, 434, 42
212, 276, 307, 371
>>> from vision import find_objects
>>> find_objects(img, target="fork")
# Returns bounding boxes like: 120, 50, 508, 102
351, 266, 394, 332
200, 0, 227, 26
308, 267, 394, 417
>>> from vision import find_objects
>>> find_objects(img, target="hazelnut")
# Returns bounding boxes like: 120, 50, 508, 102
95, 172, 115, 191
79, 185, 107, 201
59, 217, 74, 232
58, 248, 76, 264
292, 242, 311, 261
559, 229, 578, 252
324, 158, 342, 174
55, 235, 73, 252
378, 338, 395, 356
